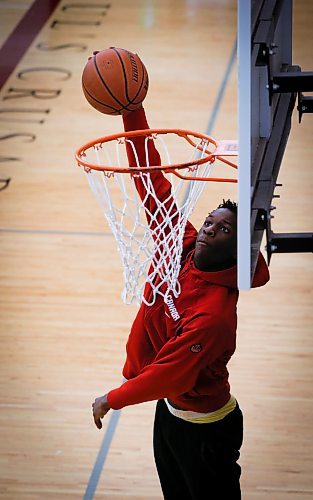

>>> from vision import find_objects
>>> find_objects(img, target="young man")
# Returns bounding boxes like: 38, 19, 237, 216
92, 107, 270, 499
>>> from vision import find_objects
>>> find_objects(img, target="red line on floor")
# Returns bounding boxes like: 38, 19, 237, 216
0, 0, 62, 89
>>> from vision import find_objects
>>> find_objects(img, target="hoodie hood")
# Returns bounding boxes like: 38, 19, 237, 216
186, 249, 270, 290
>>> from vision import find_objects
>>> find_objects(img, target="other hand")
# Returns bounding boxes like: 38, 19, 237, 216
92, 394, 111, 429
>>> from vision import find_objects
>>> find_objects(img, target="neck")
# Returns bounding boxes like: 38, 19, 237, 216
193, 256, 236, 272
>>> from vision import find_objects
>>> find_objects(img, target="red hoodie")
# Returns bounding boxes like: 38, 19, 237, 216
107, 108, 270, 413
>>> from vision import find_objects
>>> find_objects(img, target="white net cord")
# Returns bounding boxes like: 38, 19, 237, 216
84, 133, 214, 305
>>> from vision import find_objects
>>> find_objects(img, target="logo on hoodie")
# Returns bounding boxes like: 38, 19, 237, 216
164, 294, 180, 321
190, 344, 202, 353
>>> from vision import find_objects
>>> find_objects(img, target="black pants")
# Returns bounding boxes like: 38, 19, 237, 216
153, 399, 243, 500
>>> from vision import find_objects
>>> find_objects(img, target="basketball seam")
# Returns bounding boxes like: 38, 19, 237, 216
131, 59, 146, 104
85, 49, 147, 115
113, 48, 147, 108
82, 81, 119, 113
93, 53, 125, 108
113, 48, 130, 103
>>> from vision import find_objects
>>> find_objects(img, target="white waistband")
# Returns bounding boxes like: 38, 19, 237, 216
164, 395, 236, 423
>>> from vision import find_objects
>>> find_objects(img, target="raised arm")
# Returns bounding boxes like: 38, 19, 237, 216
122, 107, 197, 254
122, 107, 176, 226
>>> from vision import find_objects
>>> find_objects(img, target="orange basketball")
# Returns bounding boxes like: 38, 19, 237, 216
82, 47, 149, 115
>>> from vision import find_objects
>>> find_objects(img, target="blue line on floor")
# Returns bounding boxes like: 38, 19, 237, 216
205, 38, 237, 135
83, 409, 122, 500
183, 38, 237, 207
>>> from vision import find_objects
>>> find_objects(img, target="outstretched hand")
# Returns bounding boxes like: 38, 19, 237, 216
92, 394, 111, 429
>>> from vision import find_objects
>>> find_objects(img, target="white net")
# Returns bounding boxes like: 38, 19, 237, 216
78, 131, 235, 305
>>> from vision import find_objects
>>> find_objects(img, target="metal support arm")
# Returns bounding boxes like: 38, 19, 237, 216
266, 231, 313, 263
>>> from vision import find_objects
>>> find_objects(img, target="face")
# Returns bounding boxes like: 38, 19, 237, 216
194, 208, 237, 272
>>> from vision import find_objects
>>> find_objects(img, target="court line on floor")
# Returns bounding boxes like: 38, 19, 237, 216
0, 228, 110, 237
82, 38, 237, 500
3, 2, 123, 498
183, 38, 237, 207
205, 38, 237, 135
84, 408, 122, 500
0, 0, 62, 89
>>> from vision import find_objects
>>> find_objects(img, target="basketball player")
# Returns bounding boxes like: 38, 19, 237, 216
92, 106, 270, 499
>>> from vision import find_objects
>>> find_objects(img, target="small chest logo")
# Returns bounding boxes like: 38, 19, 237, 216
190, 344, 202, 353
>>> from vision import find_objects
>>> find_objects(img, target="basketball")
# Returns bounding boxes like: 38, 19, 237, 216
82, 47, 149, 115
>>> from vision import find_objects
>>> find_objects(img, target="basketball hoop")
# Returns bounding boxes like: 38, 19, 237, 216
75, 129, 238, 305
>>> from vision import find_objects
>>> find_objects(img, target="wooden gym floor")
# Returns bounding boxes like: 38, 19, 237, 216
0, 1, 312, 499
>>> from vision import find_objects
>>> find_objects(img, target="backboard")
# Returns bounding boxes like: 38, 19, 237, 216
237, 0, 297, 288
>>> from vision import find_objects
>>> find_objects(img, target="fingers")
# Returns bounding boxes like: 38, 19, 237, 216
92, 395, 111, 429
94, 415, 102, 430
92, 401, 107, 430
87, 50, 99, 61
93, 411, 103, 429
92, 403, 102, 429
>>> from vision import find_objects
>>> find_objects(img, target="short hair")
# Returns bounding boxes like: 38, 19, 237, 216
216, 199, 237, 216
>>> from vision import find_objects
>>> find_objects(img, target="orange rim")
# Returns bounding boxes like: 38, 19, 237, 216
75, 129, 238, 181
